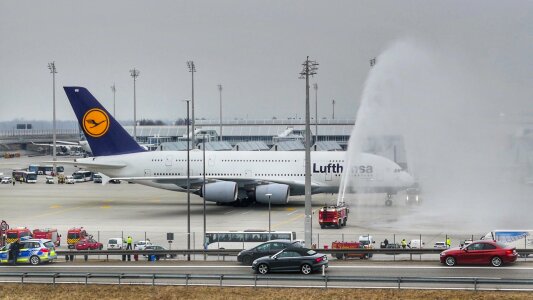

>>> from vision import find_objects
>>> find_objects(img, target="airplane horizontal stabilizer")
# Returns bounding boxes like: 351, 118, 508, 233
43, 161, 126, 169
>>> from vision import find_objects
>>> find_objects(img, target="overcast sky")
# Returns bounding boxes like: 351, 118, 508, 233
0, 0, 530, 122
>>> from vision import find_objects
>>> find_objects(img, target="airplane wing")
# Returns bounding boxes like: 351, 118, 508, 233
43, 160, 126, 169
109, 175, 320, 190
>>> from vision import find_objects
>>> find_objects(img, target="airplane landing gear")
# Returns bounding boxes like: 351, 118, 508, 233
385, 194, 393, 206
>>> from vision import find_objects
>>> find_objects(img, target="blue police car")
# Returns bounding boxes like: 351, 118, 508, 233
0, 238, 58, 265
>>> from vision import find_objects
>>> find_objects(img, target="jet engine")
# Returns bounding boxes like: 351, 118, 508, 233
203, 181, 238, 203
255, 184, 290, 205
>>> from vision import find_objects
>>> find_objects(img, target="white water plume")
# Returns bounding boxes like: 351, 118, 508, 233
340, 39, 532, 231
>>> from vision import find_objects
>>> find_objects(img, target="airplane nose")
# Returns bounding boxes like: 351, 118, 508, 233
401, 171, 415, 187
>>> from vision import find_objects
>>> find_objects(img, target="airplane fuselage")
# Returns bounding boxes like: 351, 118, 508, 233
78, 150, 412, 196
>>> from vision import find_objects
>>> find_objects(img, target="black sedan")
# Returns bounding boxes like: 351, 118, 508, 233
237, 240, 303, 265
252, 247, 328, 275
143, 245, 176, 260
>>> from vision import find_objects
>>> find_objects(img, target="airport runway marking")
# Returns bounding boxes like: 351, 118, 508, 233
287, 209, 299, 215
100, 205, 112, 209
30, 206, 86, 219
224, 210, 235, 215
49, 204, 62, 209
240, 210, 251, 215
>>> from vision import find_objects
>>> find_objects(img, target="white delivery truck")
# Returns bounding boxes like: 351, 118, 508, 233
482, 230, 533, 256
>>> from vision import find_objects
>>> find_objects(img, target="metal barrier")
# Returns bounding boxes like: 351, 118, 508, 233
1, 271, 533, 290
55, 248, 533, 257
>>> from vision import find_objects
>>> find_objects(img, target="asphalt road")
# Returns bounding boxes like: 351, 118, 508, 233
1, 261, 533, 289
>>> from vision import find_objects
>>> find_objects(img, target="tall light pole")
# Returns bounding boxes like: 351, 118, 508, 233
186, 61, 196, 146
299, 56, 318, 247
130, 68, 140, 141
266, 193, 272, 237
218, 84, 223, 141
202, 134, 207, 260
332, 99, 335, 119
183, 99, 191, 261
313, 83, 318, 144
111, 83, 116, 118
48, 62, 57, 175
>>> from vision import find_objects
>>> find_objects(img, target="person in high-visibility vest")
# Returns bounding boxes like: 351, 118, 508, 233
126, 236, 133, 261
401, 239, 407, 249
446, 238, 451, 248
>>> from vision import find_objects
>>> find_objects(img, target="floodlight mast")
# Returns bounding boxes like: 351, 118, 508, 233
111, 83, 116, 118
299, 56, 318, 247
187, 61, 196, 146
130, 68, 140, 141
48, 61, 57, 174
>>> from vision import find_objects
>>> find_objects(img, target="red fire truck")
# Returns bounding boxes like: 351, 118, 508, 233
331, 241, 372, 260
67, 227, 88, 249
5, 227, 32, 244
318, 205, 348, 229
33, 228, 61, 247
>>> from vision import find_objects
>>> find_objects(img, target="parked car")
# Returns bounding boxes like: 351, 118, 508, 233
408, 239, 425, 249
440, 240, 517, 267
93, 173, 102, 183
106, 238, 124, 250
75, 238, 103, 251
134, 240, 153, 250
143, 245, 176, 260
434, 241, 447, 249
65, 176, 75, 184
0, 239, 57, 265
45, 176, 55, 184
385, 243, 402, 254
237, 240, 303, 265
252, 247, 328, 275
1, 176, 12, 184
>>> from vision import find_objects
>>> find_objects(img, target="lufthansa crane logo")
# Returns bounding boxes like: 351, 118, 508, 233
82, 108, 110, 138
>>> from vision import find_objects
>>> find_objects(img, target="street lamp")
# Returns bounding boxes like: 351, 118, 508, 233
266, 193, 272, 236
48, 61, 57, 175
218, 84, 223, 141
332, 99, 335, 119
130, 68, 140, 141
202, 133, 207, 260
186, 61, 196, 146
313, 83, 318, 144
299, 56, 318, 247
111, 83, 116, 118
183, 99, 191, 261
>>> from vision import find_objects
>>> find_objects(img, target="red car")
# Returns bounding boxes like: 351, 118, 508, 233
440, 240, 517, 267
75, 238, 103, 251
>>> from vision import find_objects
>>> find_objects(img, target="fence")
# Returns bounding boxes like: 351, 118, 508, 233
1, 271, 533, 290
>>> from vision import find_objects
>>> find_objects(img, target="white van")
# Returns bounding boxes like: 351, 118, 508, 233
107, 237, 124, 250
482, 230, 533, 250
408, 239, 425, 249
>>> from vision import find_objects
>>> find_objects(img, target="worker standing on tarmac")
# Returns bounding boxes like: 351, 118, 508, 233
401, 239, 407, 249
446, 237, 451, 248
126, 236, 133, 261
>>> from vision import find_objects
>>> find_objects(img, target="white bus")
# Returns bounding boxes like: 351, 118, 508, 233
72, 170, 93, 182
205, 230, 297, 250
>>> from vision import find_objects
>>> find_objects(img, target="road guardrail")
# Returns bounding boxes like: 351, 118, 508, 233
56, 248, 533, 257
1, 271, 533, 290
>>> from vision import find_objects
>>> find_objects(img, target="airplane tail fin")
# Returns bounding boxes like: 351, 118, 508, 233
63, 86, 146, 156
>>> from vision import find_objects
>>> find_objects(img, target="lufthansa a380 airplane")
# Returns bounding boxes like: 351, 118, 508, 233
58, 87, 414, 206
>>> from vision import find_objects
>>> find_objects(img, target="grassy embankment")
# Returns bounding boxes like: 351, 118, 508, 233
1, 284, 533, 300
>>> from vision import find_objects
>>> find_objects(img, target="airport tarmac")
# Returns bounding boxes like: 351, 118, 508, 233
0, 155, 494, 249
